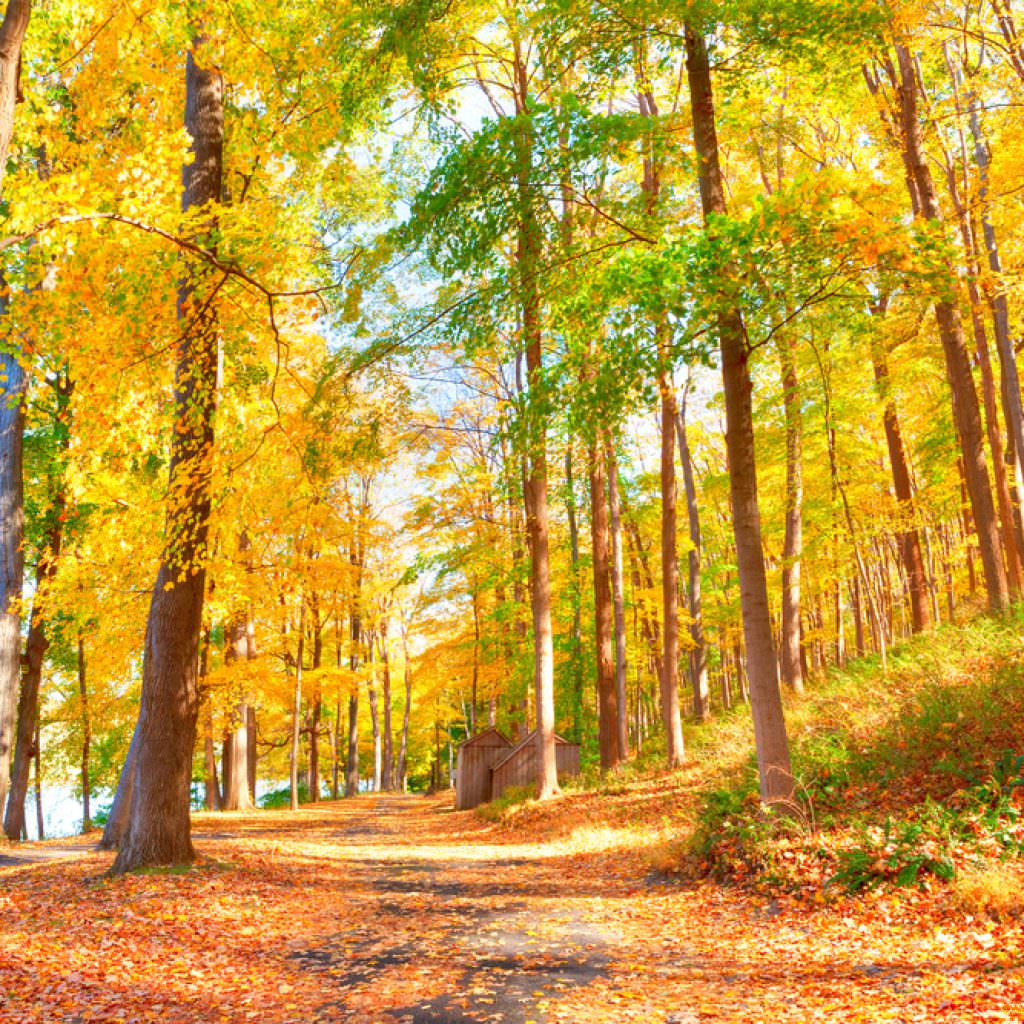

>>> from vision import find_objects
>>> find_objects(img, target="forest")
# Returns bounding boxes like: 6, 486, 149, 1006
0, 0, 1023, 1018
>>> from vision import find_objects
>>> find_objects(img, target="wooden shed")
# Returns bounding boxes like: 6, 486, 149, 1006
455, 727, 513, 810
490, 730, 580, 800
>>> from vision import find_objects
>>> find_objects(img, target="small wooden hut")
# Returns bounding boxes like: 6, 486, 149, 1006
455, 727, 513, 810
490, 730, 580, 801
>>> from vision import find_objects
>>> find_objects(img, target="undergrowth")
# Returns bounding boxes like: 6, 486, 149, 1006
685, 610, 1024, 894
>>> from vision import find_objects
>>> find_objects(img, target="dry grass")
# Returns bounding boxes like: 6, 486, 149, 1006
953, 862, 1024, 921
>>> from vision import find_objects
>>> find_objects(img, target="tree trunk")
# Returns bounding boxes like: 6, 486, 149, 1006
203, 709, 220, 811
969, 99, 1024, 563
870, 340, 932, 631
398, 621, 413, 791
891, 44, 1007, 611
658, 365, 685, 767
606, 443, 630, 760
366, 631, 381, 792
0, 0, 31, 819
676, 394, 709, 722
32, 715, 41, 839
777, 331, 805, 693
289, 603, 305, 812
100, 720, 139, 850
110, 43, 223, 873
590, 440, 619, 769
78, 635, 91, 831
307, 604, 323, 802
685, 24, 793, 807
4, 377, 68, 841
379, 620, 394, 791
564, 445, 584, 741
222, 644, 254, 811
3, 501, 63, 840
513, 41, 557, 800
0, 327, 25, 820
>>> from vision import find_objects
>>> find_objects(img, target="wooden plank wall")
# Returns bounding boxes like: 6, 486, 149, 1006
455, 732, 512, 810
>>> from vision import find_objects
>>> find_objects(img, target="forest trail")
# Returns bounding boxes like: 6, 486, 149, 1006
1, 793, 1021, 1023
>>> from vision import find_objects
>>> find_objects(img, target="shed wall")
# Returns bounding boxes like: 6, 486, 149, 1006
491, 737, 581, 800
455, 732, 512, 810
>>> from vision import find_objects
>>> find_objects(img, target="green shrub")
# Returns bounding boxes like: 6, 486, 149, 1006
259, 782, 311, 809
830, 817, 955, 892
476, 785, 535, 822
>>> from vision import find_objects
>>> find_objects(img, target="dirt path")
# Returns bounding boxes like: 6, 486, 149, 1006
0, 794, 1022, 1023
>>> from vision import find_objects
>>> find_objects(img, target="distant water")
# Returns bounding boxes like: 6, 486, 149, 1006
16, 785, 100, 841
16, 778, 369, 841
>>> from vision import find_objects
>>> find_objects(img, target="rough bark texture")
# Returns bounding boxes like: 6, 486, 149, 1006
289, 606, 304, 812
589, 442, 619, 769
110, 46, 223, 873
969, 101, 1024, 564
606, 445, 630, 761
0, 336, 25, 818
223, 531, 256, 811
676, 400, 709, 722
379, 620, 394, 791
3, 466, 65, 840
777, 334, 805, 693
871, 343, 932, 632
100, 720, 139, 850
892, 44, 1007, 611
398, 622, 413, 789
658, 369, 685, 766
0, 1, 35, 817
78, 636, 91, 831
513, 41, 557, 800
685, 24, 793, 807
222, 615, 254, 812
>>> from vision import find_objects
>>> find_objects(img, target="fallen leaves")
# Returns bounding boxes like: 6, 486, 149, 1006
0, 794, 1020, 1023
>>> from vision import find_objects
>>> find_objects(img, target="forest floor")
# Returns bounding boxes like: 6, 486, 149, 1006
1, 789, 1022, 1024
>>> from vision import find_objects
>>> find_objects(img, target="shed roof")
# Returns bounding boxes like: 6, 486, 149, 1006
457, 726, 513, 750
491, 729, 577, 772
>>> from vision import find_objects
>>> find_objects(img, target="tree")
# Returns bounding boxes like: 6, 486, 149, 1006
110, 37, 224, 873
0, 0, 32, 820
684, 22, 793, 808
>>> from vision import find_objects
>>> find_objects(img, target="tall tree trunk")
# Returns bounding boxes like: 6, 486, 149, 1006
366, 630, 381, 792
658, 363, 685, 767
100, 717, 139, 850
870, 335, 932, 631
110, 42, 223, 873
306, 602, 323, 802
890, 44, 1007, 611
0, 0, 31, 819
590, 441, 619, 769
4, 372, 69, 841
223, 529, 257, 811
676, 392, 709, 722
398, 621, 413, 791
564, 445, 584, 741
222, 622, 254, 812
32, 715, 41, 839
289, 603, 305, 812
513, 41, 557, 800
685, 24, 793, 807
345, 489, 368, 798
0, 319, 24, 820
3, 498, 63, 840
968, 99, 1024, 563
78, 635, 91, 831
778, 331, 805, 693
606, 443, 630, 760
379, 619, 394, 791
